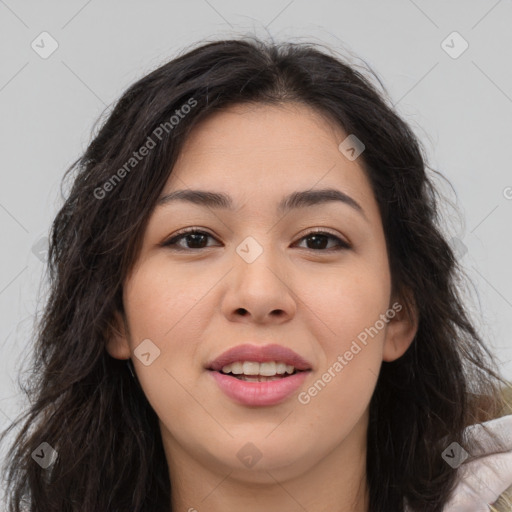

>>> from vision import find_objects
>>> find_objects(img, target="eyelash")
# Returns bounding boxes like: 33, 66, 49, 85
162, 228, 351, 252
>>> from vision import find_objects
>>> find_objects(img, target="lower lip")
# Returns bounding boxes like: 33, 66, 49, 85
209, 370, 310, 406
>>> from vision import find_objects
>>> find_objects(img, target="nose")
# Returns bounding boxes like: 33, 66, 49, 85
220, 244, 297, 324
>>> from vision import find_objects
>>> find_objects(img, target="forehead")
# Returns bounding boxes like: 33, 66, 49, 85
174, 102, 345, 165
162, 102, 379, 221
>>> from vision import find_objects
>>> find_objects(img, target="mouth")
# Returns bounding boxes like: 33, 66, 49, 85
208, 361, 308, 382
205, 344, 313, 406
206, 343, 313, 372
207, 359, 312, 406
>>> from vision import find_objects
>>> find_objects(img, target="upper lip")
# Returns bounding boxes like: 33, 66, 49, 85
206, 343, 312, 372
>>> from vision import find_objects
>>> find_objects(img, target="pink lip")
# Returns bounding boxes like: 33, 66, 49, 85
209, 370, 310, 406
206, 343, 312, 372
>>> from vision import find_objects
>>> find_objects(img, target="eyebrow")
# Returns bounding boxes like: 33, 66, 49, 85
157, 187, 367, 221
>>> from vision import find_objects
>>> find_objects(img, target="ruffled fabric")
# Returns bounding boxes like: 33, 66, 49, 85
442, 415, 512, 511
405, 415, 512, 511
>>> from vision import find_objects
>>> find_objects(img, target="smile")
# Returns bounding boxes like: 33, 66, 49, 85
208, 366, 311, 406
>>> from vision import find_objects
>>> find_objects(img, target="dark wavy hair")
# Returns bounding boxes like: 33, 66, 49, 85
1, 35, 507, 512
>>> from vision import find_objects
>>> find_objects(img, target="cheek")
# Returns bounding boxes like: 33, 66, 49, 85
298, 258, 389, 410
305, 257, 391, 351
122, 260, 212, 407
299, 272, 386, 437
125, 258, 212, 341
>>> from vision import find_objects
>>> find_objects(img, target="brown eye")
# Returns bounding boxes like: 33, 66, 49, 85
162, 230, 218, 250
294, 231, 351, 251
162, 229, 351, 252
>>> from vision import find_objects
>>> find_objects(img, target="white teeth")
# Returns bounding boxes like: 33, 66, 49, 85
276, 362, 287, 374
243, 361, 260, 375
259, 361, 276, 376
231, 362, 243, 374
220, 361, 297, 376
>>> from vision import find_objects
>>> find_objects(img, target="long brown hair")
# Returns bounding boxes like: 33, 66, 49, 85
1, 36, 507, 511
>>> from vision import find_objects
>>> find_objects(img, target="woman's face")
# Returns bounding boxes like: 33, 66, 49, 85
107, 102, 417, 487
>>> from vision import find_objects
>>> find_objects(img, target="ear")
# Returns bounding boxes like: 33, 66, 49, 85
382, 291, 419, 362
105, 310, 131, 360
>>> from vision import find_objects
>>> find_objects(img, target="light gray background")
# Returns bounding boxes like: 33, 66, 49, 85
1, 0, 511, 490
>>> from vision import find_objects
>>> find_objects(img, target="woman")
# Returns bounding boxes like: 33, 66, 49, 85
1, 36, 511, 511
